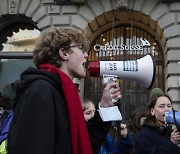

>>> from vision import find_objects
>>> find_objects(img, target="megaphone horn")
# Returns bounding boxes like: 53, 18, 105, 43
88, 53, 156, 89
165, 110, 180, 126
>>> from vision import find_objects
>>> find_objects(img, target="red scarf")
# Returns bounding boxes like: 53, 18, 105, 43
39, 64, 93, 154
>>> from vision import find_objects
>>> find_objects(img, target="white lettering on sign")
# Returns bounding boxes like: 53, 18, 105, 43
93, 38, 150, 52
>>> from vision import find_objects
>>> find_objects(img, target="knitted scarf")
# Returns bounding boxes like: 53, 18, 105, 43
39, 64, 93, 154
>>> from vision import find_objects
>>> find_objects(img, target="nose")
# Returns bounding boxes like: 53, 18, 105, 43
84, 52, 88, 57
91, 112, 95, 118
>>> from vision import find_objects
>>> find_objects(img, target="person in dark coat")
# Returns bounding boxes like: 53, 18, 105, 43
127, 106, 148, 154
135, 93, 180, 154
7, 27, 121, 154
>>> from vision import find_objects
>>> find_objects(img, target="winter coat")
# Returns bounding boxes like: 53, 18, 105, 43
135, 125, 180, 154
7, 67, 111, 154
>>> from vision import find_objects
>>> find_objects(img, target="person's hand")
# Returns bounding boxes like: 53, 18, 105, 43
120, 124, 128, 138
170, 129, 180, 145
99, 81, 121, 108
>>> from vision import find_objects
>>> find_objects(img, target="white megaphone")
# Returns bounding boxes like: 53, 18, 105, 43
88, 53, 156, 89
165, 110, 180, 126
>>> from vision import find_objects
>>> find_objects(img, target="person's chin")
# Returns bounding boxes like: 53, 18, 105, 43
79, 73, 86, 78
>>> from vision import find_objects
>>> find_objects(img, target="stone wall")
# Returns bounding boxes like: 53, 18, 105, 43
0, 0, 180, 110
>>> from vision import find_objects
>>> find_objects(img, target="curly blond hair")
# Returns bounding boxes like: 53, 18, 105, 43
33, 27, 87, 68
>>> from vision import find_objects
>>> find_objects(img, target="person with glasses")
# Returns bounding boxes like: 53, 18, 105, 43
7, 27, 121, 154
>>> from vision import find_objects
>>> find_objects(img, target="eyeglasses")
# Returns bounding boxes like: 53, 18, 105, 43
65, 44, 85, 53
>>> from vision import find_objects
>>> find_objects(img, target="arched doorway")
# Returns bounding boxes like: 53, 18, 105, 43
84, 10, 165, 122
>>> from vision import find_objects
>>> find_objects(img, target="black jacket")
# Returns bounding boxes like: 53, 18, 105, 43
135, 125, 180, 154
8, 67, 111, 154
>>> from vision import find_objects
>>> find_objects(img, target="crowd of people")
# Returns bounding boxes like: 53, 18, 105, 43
0, 27, 179, 154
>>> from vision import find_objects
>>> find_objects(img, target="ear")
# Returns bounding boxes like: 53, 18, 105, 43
58, 48, 68, 60
151, 108, 155, 116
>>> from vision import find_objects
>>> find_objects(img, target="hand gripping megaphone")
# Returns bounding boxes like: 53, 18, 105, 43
88, 53, 156, 89
165, 110, 180, 126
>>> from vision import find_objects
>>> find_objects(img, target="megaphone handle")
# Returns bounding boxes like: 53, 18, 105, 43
110, 88, 119, 104
102, 74, 119, 104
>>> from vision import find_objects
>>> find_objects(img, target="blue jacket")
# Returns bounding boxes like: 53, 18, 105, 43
0, 116, 6, 134
99, 134, 132, 154
0, 112, 13, 144
135, 125, 180, 154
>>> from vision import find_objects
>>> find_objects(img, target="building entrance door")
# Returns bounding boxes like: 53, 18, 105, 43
84, 25, 164, 122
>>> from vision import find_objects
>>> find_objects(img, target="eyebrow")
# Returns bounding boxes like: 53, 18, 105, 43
158, 103, 172, 106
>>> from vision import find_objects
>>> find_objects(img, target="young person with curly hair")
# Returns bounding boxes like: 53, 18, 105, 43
7, 27, 121, 154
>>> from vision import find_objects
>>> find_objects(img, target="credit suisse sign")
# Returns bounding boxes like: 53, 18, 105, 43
94, 38, 151, 52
